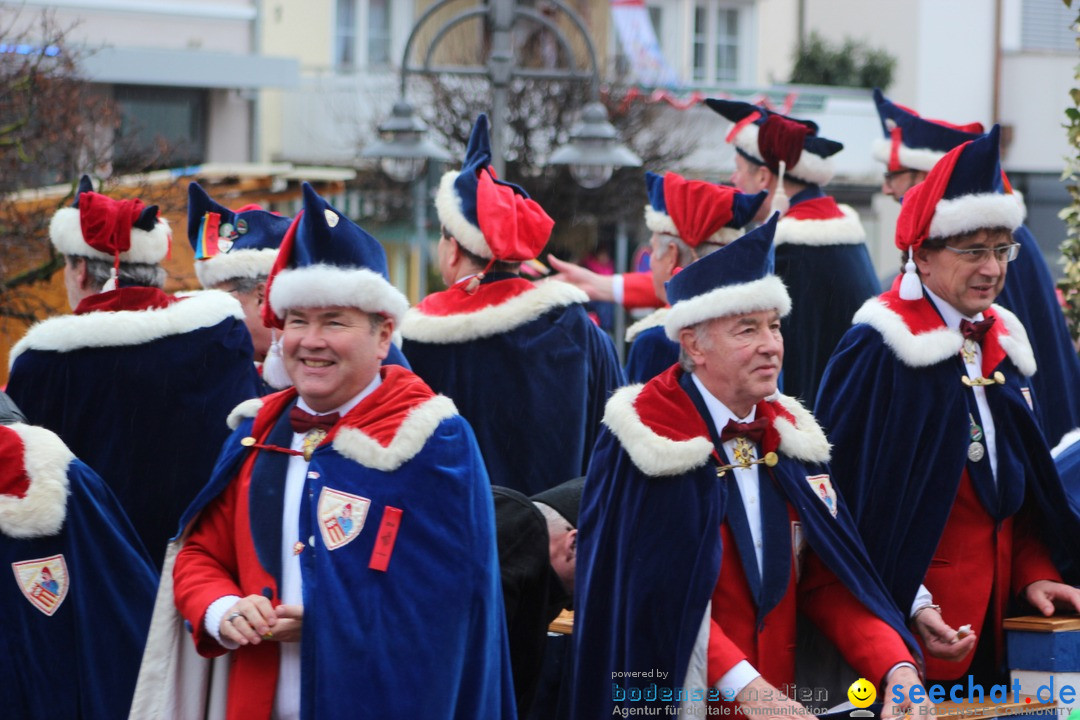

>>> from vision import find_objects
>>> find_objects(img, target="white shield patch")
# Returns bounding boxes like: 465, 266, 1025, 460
317, 486, 371, 551
12, 554, 69, 616
807, 474, 838, 518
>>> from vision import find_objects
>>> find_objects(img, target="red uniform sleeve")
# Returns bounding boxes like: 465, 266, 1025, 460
799, 552, 916, 687
173, 479, 245, 658
708, 616, 750, 688
622, 272, 664, 309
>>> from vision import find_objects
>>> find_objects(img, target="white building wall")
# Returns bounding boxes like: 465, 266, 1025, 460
1000, 54, 1074, 173
914, 0, 996, 125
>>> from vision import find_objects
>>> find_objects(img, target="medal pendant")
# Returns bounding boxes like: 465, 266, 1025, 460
968, 441, 985, 462
961, 339, 978, 365
732, 437, 756, 466
302, 428, 328, 461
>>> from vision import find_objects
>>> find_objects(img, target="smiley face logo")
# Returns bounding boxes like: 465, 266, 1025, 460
848, 678, 876, 708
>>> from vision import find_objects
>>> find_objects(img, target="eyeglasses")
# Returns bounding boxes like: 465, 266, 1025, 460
941, 243, 1021, 264
883, 169, 918, 182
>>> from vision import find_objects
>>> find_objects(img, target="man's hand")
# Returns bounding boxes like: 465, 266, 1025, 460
736, 676, 815, 720
548, 256, 615, 302
265, 603, 304, 643
219, 594, 279, 646
1023, 580, 1080, 616
882, 665, 925, 718
911, 606, 977, 661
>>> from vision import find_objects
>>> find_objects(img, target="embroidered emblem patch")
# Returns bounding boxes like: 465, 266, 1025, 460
12, 554, 69, 616
807, 474, 837, 518
791, 521, 807, 583
317, 486, 371, 551
1021, 387, 1033, 411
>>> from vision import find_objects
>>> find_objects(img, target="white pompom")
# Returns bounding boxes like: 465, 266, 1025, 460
898, 249, 923, 301
261, 331, 293, 390
100, 267, 118, 293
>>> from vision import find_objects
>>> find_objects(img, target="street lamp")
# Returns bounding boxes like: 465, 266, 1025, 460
371, 0, 641, 185
360, 100, 452, 182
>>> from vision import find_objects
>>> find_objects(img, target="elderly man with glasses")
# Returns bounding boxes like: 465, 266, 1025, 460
817, 126, 1080, 689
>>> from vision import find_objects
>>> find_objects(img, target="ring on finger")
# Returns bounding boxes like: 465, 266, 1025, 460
226, 612, 244, 623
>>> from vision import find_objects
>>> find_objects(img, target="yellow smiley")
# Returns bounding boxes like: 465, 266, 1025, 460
848, 678, 877, 708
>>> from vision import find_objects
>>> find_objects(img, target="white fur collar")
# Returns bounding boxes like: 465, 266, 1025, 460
0, 424, 73, 538
8, 290, 244, 368
852, 297, 1037, 375
601, 384, 830, 477
333, 395, 458, 471
625, 308, 669, 343
226, 395, 459, 472
775, 203, 866, 246
400, 279, 588, 343
1052, 428, 1080, 459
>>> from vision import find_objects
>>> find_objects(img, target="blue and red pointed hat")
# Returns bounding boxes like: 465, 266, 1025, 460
705, 99, 843, 186
871, 89, 984, 173
434, 113, 554, 262
644, 171, 766, 248
50, 174, 170, 267
263, 182, 408, 330
186, 182, 293, 288
896, 125, 1023, 257
662, 212, 791, 340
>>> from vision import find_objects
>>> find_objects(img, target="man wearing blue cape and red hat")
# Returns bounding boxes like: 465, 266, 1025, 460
6, 176, 260, 568
137, 182, 514, 720
187, 182, 410, 395
0, 391, 157, 718
706, 99, 880, 406
624, 171, 765, 383
400, 114, 623, 496
870, 89, 1080, 448
817, 126, 1080, 686
571, 214, 923, 718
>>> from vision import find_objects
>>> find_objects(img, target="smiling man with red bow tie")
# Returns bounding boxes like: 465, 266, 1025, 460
133, 182, 515, 720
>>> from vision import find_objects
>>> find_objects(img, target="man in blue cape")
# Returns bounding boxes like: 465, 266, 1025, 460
400, 114, 624, 496
870, 89, 1080, 447
706, 99, 880, 406
6, 176, 260, 567
0, 391, 157, 717
817, 127, 1080, 684
134, 183, 515, 720
571, 214, 922, 718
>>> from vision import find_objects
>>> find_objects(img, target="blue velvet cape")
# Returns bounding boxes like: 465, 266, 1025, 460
178, 385, 517, 720
815, 306, 1080, 614
0, 452, 157, 718
570, 370, 917, 718
7, 291, 261, 568
625, 324, 678, 384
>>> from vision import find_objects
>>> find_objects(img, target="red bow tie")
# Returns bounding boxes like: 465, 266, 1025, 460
960, 317, 995, 344
719, 418, 769, 445
289, 406, 340, 434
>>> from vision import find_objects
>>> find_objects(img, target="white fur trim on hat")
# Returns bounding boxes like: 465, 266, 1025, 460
50, 206, 171, 265
0, 423, 73, 538
733, 122, 835, 186
663, 275, 792, 341
269, 264, 409, 325
871, 138, 945, 173
400, 279, 587, 343
333, 395, 458, 471
8, 290, 244, 368
928, 193, 1025, 240
625, 307, 668, 343
195, 248, 279, 289
602, 384, 715, 476
644, 206, 679, 236
435, 170, 491, 259
775, 204, 865, 246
